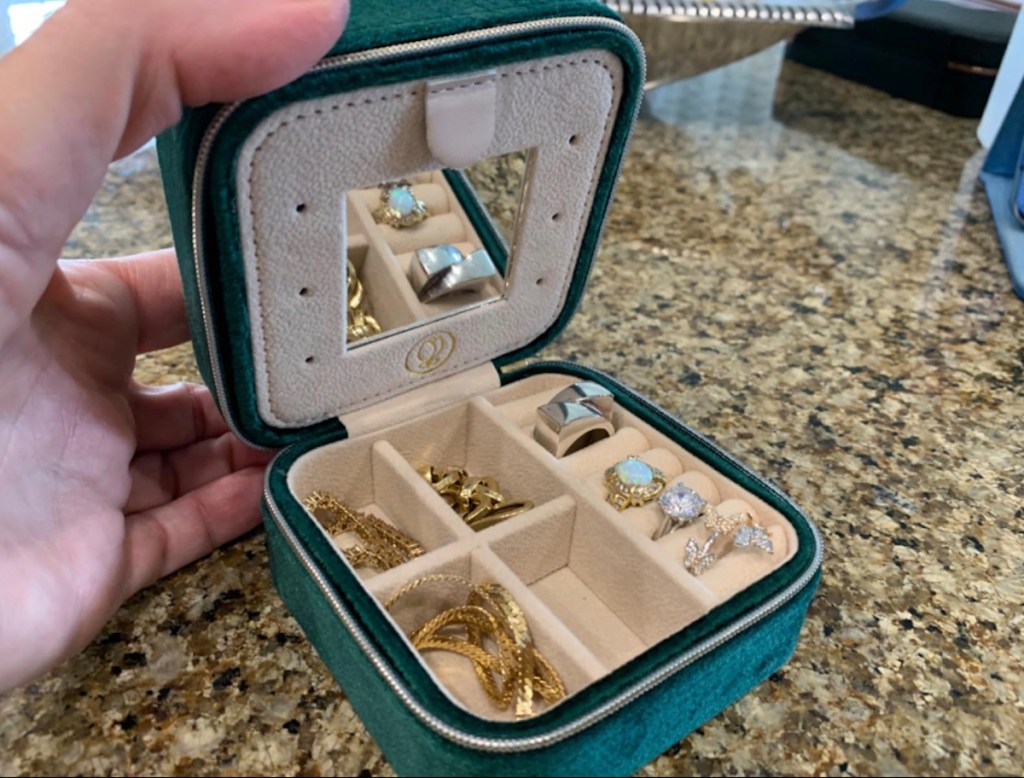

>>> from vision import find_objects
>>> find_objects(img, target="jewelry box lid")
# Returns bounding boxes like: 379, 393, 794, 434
157, 0, 645, 448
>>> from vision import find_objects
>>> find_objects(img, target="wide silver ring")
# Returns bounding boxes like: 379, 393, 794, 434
533, 402, 614, 458
549, 381, 614, 419
411, 245, 499, 302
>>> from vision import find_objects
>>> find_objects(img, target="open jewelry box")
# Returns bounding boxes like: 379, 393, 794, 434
156, 1, 823, 774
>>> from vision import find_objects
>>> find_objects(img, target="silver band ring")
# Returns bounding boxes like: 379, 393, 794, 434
534, 402, 614, 458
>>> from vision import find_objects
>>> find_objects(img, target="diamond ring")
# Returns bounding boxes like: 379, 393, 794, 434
604, 456, 667, 511
373, 180, 429, 229
652, 483, 709, 540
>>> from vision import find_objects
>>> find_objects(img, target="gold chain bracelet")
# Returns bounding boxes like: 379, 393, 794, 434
303, 491, 423, 571
420, 466, 533, 531
384, 574, 566, 718
347, 260, 382, 342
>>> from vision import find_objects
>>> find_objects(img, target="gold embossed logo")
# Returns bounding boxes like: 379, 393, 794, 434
406, 332, 456, 375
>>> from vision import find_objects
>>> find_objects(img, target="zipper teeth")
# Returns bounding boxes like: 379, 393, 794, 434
188, 16, 645, 448
263, 372, 823, 753
605, 0, 854, 26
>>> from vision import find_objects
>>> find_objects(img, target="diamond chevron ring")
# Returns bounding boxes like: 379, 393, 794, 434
683, 512, 774, 576
534, 401, 615, 458
604, 456, 667, 511
653, 483, 709, 540
374, 180, 429, 229
549, 381, 614, 419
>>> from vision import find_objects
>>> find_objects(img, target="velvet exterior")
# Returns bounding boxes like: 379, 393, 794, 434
267, 514, 819, 777
263, 362, 822, 775
156, 1, 645, 448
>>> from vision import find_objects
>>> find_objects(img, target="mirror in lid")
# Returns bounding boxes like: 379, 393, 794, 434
342, 150, 528, 348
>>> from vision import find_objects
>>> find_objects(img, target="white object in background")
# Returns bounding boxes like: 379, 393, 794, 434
978, 8, 1024, 148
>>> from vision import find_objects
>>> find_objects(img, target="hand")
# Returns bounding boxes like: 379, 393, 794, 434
0, 0, 349, 691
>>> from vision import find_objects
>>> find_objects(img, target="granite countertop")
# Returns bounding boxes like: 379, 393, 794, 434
1, 49, 1021, 776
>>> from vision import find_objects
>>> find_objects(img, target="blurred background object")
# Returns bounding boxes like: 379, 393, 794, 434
787, 0, 1018, 117
607, 1, 862, 86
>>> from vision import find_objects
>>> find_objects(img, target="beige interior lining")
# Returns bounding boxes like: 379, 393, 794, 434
283, 372, 801, 721
235, 51, 625, 426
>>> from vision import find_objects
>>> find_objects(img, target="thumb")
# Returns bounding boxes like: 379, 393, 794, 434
0, 0, 348, 341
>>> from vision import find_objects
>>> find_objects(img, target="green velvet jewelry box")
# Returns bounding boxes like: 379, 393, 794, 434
156, 1, 823, 774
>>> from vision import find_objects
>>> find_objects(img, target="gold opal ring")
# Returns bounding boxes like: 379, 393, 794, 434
604, 456, 666, 511
373, 180, 429, 229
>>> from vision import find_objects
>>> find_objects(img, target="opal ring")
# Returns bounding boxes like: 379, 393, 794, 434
534, 402, 614, 458
683, 512, 774, 576
549, 381, 614, 419
411, 245, 499, 302
604, 456, 666, 511
374, 180, 429, 229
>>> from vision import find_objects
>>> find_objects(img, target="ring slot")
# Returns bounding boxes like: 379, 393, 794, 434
559, 427, 651, 477
378, 213, 467, 255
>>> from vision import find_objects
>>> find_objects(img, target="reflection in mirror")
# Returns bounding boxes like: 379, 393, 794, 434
343, 150, 529, 348
461, 150, 528, 247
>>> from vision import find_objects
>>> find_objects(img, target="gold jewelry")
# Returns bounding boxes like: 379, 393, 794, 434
373, 180, 429, 229
347, 260, 381, 343
604, 456, 667, 511
421, 465, 533, 531
384, 575, 566, 718
303, 491, 424, 571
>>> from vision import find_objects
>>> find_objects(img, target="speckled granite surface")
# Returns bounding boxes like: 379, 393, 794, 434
2, 51, 1022, 776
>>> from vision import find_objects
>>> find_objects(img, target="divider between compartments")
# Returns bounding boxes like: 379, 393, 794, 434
485, 374, 577, 420
458, 397, 570, 508
371, 440, 475, 549
367, 545, 607, 722
489, 485, 719, 668
560, 426, 651, 478
567, 489, 720, 648
348, 195, 426, 329
364, 533, 482, 606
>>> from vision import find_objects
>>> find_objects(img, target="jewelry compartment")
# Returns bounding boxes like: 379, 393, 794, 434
365, 538, 608, 722
344, 170, 508, 342
279, 371, 804, 722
